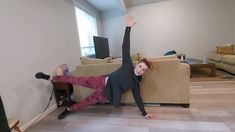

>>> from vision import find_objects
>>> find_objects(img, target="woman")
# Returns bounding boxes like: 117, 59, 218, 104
36, 16, 156, 120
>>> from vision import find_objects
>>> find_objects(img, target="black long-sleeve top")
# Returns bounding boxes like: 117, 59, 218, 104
103, 27, 147, 116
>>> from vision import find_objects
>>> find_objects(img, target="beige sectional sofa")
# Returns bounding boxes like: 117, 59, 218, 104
208, 44, 235, 74
72, 55, 190, 107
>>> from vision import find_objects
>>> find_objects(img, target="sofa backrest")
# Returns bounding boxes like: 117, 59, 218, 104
149, 55, 178, 60
215, 44, 235, 55
80, 54, 178, 65
74, 58, 183, 84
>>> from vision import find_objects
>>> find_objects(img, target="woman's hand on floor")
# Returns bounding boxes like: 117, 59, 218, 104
145, 113, 156, 120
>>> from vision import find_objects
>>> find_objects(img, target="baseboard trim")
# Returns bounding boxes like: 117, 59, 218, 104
20, 104, 57, 131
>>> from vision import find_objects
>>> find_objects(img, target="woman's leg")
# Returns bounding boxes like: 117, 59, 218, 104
52, 75, 105, 89
57, 90, 106, 120
35, 72, 105, 90
69, 91, 100, 111
57, 76, 106, 120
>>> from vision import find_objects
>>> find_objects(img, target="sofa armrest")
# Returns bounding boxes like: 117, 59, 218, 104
127, 59, 190, 104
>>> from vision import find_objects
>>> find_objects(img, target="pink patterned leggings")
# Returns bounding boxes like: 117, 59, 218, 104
52, 75, 107, 111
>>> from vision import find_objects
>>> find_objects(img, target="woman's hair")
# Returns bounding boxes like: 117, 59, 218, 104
138, 58, 157, 71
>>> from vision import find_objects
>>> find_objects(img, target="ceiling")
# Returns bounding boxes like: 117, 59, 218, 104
85, 0, 169, 13
124, 0, 168, 7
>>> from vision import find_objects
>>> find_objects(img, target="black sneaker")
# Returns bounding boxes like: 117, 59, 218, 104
57, 108, 70, 120
35, 72, 50, 80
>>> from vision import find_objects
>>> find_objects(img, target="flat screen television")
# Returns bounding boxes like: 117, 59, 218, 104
93, 36, 110, 59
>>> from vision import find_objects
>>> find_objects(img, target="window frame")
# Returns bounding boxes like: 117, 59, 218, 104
74, 5, 98, 56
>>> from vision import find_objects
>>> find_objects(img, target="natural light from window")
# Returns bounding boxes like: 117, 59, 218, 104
75, 7, 98, 56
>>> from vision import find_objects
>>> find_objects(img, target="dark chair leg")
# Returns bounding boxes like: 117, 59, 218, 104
0, 96, 11, 132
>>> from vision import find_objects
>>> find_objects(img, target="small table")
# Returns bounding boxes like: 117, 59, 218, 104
182, 58, 216, 77
52, 82, 73, 107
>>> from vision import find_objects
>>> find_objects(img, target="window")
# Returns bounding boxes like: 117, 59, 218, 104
75, 7, 98, 56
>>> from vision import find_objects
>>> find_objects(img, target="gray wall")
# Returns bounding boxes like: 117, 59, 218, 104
102, 0, 234, 58
0, 0, 81, 129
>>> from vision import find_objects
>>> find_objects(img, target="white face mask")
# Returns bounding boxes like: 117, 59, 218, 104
134, 62, 148, 76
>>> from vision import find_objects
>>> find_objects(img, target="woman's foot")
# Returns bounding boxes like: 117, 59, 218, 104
57, 108, 70, 120
56, 67, 64, 76
35, 72, 50, 80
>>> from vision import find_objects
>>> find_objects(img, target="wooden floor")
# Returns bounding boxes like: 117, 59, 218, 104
190, 69, 235, 82
26, 81, 235, 132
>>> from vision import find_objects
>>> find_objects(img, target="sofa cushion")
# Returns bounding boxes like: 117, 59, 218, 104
150, 55, 178, 60
222, 55, 235, 65
80, 56, 111, 65
216, 45, 234, 55
208, 53, 224, 62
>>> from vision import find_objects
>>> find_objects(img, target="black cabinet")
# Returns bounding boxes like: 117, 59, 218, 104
52, 82, 73, 107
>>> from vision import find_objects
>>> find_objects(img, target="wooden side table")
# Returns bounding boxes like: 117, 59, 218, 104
183, 58, 216, 77
52, 82, 73, 107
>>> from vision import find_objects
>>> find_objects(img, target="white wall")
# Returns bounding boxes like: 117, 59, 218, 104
102, 0, 234, 58
102, 10, 126, 57
0, 0, 81, 129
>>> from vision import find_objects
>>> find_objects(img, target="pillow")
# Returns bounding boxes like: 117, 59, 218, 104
80, 56, 111, 65
107, 53, 146, 63
131, 53, 145, 61
164, 50, 177, 56
108, 57, 122, 63
216, 45, 234, 55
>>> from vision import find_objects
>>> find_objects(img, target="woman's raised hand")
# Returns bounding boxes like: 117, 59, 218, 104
126, 15, 136, 27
